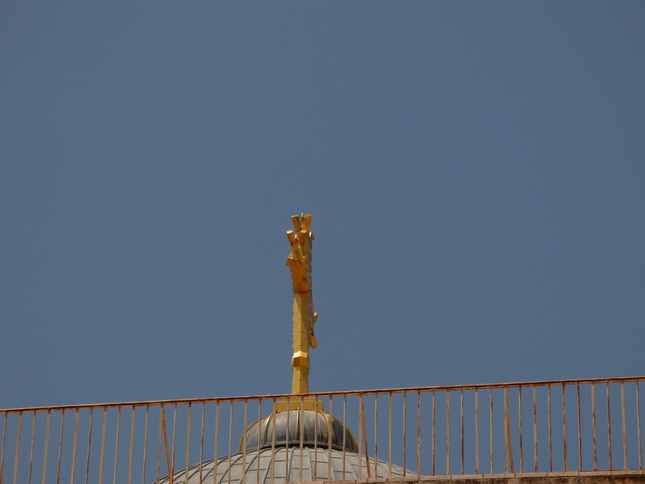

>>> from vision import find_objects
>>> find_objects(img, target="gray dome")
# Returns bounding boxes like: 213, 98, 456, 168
158, 447, 407, 484
241, 410, 358, 453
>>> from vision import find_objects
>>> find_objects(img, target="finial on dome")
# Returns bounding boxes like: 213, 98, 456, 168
236, 215, 357, 454
285, 213, 317, 394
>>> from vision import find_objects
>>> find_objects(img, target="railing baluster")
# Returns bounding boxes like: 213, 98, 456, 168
327, 396, 332, 481
159, 407, 172, 484
12, 412, 22, 484
285, 396, 291, 482
155, 407, 163, 484
342, 395, 347, 480
402, 392, 407, 476
86, 409, 94, 484
57, 411, 65, 484
388, 392, 393, 479
518, 388, 523, 474
141, 407, 149, 484
507, 388, 514, 473
299, 396, 306, 481
357, 396, 363, 480
99, 409, 107, 484
577, 384, 582, 471
637, 382, 642, 470
199, 403, 205, 484
504, 390, 508, 473
475, 389, 480, 474
621, 382, 627, 469
548, 385, 552, 472
446, 391, 450, 475
42, 410, 51, 484
592, 384, 597, 471
185, 403, 192, 484
242, 400, 248, 484
113, 407, 121, 484
269, 398, 275, 484
257, 400, 262, 484
460, 389, 465, 475
71, 409, 80, 484
533, 387, 538, 473
417, 391, 422, 478
607, 382, 613, 470
284, 396, 290, 482
171, 405, 177, 479
28, 412, 37, 484
214, 402, 220, 484
1, 412, 7, 482
127, 407, 135, 484
504, 388, 514, 473
373, 394, 378, 478
360, 395, 369, 479
227, 403, 233, 484
489, 389, 494, 474
562, 384, 567, 472
432, 391, 436, 476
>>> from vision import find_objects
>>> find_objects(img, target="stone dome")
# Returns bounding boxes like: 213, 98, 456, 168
241, 409, 359, 453
158, 409, 410, 484
157, 447, 407, 484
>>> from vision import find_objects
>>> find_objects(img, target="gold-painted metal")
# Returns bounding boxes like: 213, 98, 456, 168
274, 399, 322, 413
286, 213, 317, 395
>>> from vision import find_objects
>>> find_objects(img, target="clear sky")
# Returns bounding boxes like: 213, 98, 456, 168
1, 2, 644, 410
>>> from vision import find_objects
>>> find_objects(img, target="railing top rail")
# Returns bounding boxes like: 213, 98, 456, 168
2, 375, 643, 414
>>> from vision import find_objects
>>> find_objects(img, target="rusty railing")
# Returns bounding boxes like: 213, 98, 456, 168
1, 376, 643, 483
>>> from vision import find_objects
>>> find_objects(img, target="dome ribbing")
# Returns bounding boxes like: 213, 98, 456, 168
241, 410, 359, 453
157, 447, 407, 484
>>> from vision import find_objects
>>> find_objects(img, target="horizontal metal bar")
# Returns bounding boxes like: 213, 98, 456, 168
3, 376, 644, 414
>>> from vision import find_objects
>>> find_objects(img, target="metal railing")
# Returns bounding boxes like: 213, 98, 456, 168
1, 376, 643, 483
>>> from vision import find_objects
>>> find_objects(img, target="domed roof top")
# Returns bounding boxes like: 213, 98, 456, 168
241, 410, 358, 453
157, 215, 412, 484
158, 447, 407, 484
159, 408, 411, 484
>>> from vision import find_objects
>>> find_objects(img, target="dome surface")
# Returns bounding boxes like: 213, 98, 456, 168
241, 410, 359, 453
158, 447, 407, 484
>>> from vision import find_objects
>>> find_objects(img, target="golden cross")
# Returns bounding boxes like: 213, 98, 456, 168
286, 213, 318, 394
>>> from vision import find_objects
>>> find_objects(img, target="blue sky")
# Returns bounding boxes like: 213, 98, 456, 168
1, 2, 644, 409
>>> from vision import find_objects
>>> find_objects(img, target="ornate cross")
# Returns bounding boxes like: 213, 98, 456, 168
286, 213, 318, 394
